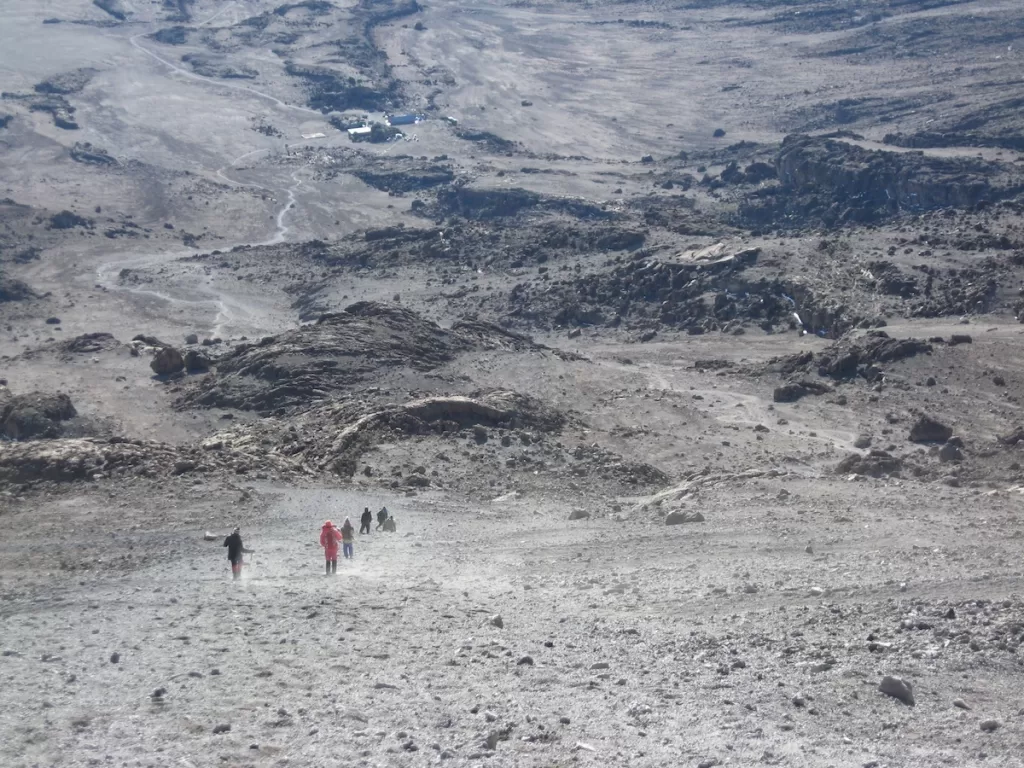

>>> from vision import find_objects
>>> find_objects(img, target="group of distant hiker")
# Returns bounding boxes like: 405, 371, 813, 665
222, 506, 397, 579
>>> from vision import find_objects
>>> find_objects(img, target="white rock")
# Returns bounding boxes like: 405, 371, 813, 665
878, 675, 915, 706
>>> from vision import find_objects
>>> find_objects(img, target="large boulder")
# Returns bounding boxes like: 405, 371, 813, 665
1, 392, 77, 440
773, 380, 832, 403
151, 347, 185, 376
909, 415, 953, 443
665, 509, 705, 525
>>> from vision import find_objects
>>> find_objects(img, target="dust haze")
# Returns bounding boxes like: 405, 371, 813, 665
3, 1, 1024, 766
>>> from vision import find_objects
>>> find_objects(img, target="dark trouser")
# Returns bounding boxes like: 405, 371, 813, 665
360, 521, 370, 534
343, 542, 353, 559
376, 518, 385, 530
326, 559, 337, 574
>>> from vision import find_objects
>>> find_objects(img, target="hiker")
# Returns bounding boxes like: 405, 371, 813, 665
223, 527, 253, 580
320, 520, 342, 575
376, 506, 388, 530
382, 515, 397, 533
341, 517, 355, 559
360, 507, 373, 535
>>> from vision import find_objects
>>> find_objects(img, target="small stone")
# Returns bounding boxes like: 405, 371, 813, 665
805, 545, 814, 554
590, 662, 610, 670
484, 710, 498, 723
980, 719, 1000, 732
698, 761, 718, 768
484, 731, 499, 750
517, 655, 534, 666
185, 334, 199, 345
559, 716, 571, 725
568, 509, 591, 521
792, 694, 806, 708
150, 687, 166, 700
213, 723, 231, 734
488, 614, 504, 629
953, 699, 971, 710
109, 652, 120, 664
878, 675, 915, 706
440, 750, 454, 760
808, 587, 824, 597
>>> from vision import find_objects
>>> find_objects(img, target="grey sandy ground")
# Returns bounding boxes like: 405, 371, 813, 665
2, 481, 1023, 767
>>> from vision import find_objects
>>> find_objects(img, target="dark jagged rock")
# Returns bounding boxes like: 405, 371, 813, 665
999, 427, 1024, 446
151, 347, 185, 376
938, 441, 963, 463
353, 166, 454, 194
909, 415, 953, 444
775, 332, 932, 382
835, 450, 902, 478
0, 435, 300, 485
0, 277, 38, 303
739, 134, 1020, 229
431, 186, 611, 221
176, 302, 545, 413
93, 0, 129, 20
295, 390, 568, 476
61, 333, 119, 354
48, 210, 93, 229
183, 350, 211, 372
1, 392, 77, 440
773, 380, 832, 403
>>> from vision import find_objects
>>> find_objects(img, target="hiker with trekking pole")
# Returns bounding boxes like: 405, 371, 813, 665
223, 527, 254, 580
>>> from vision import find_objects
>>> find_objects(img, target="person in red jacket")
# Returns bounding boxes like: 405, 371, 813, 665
320, 520, 342, 575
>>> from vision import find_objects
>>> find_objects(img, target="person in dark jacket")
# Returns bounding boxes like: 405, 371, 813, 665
376, 506, 388, 531
223, 527, 253, 580
360, 507, 373, 535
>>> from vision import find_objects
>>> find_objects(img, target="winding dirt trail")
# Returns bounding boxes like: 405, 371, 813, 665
94, 151, 306, 338
95, 3, 324, 338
